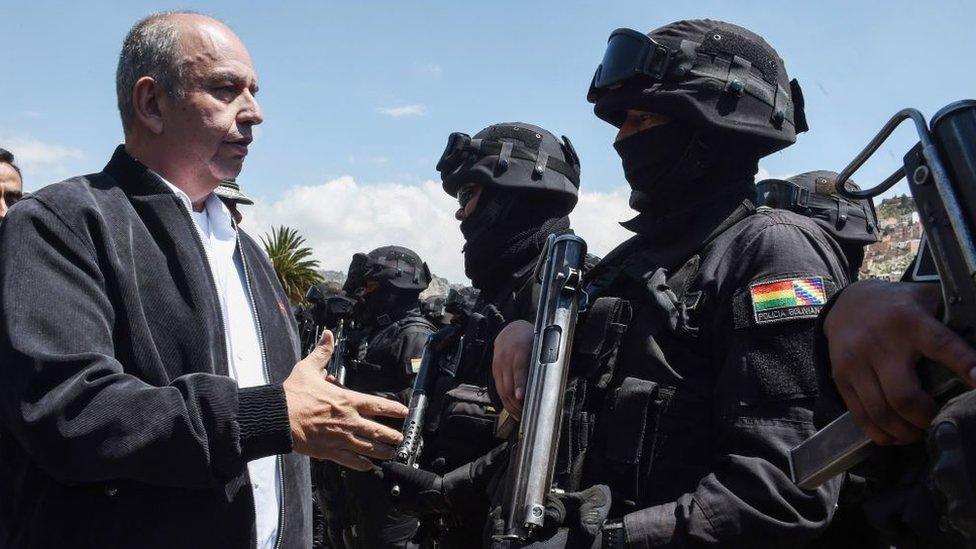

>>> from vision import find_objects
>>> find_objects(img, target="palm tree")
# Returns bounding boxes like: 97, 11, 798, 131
260, 226, 324, 305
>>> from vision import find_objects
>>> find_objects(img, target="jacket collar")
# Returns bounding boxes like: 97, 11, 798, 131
103, 145, 174, 198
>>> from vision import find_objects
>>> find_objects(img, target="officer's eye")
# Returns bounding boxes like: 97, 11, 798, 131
458, 186, 477, 209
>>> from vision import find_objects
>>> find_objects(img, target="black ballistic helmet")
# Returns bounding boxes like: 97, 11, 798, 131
304, 284, 356, 326
438, 122, 581, 211
588, 20, 808, 156
757, 170, 880, 246
343, 245, 432, 294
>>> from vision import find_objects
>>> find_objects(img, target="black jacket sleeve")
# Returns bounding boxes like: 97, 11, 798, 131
622, 220, 848, 547
0, 199, 288, 488
397, 324, 432, 378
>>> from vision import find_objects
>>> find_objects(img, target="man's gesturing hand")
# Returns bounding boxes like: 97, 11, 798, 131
492, 320, 534, 419
283, 330, 407, 471
825, 280, 976, 445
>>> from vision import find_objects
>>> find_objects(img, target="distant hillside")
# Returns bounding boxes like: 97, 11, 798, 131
861, 194, 922, 281
876, 194, 916, 220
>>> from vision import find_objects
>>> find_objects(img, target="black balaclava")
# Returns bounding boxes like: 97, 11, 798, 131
613, 122, 761, 240
460, 186, 570, 294
358, 287, 420, 328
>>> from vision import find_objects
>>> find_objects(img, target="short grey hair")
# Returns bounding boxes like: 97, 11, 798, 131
115, 11, 198, 132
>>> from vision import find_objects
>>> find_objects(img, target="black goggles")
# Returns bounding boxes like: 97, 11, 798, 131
436, 132, 477, 175
587, 28, 678, 102
435, 132, 581, 186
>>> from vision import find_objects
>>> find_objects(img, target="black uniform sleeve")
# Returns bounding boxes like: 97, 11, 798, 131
0, 200, 288, 488
398, 323, 433, 378
622, 220, 848, 547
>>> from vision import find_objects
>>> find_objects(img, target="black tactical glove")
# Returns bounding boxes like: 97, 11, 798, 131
380, 461, 449, 516
487, 484, 612, 549
381, 442, 510, 518
929, 390, 976, 541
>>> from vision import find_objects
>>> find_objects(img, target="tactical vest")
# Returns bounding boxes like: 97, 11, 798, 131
349, 312, 435, 395
558, 204, 758, 508
422, 279, 525, 476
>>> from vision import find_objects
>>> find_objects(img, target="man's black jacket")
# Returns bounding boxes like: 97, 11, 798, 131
0, 147, 310, 547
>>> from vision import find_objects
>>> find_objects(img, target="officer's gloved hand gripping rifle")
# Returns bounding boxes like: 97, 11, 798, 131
790, 100, 976, 490
492, 233, 591, 545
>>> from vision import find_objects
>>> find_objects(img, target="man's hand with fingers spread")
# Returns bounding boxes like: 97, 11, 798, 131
491, 320, 535, 419
825, 280, 976, 445
283, 330, 407, 470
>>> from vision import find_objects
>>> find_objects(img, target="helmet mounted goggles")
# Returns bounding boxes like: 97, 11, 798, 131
587, 28, 682, 101
436, 131, 581, 188
586, 25, 808, 142
343, 249, 431, 294
587, 28, 688, 103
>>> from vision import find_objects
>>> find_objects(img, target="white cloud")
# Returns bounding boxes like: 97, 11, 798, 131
242, 177, 635, 284
0, 134, 85, 189
756, 165, 771, 181
376, 104, 427, 118
245, 176, 465, 280
756, 164, 795, 183
571, 186, 633, 260
421, 63, 442, 76
2, 135, 84, 169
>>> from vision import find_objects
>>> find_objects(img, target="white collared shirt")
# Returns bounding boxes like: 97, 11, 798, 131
161, 178, 281, 549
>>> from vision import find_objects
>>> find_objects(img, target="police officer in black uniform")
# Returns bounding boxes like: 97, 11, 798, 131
488, 20, 852, 547
383, 123, 583, 545
757, 170, 880, 279
343, 246, 436, 398
315, 245, 436, 548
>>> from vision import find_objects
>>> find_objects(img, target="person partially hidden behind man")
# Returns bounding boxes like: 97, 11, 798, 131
0, 11, 406, 548
0, 147, 24, 221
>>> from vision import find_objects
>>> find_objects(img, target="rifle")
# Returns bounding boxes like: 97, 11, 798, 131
390, 327, 452, 496
327, 319, 349, 387
300, 284, 356, 384
494, 233, 587, 542
790, 100, 976, 489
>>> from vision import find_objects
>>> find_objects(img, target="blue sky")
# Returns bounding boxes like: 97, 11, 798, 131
2, 1, 974, 280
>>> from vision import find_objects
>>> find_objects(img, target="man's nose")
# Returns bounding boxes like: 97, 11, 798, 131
455, 207, 466, 221
239, 90, 264, 126
0, 198, 8, 219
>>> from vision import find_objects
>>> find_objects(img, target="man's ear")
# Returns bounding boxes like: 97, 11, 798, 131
132, 76, 164, 135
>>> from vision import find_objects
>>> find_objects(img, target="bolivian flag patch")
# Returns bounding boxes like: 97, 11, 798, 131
410, 357, 423, 374
750, 276, 826, 325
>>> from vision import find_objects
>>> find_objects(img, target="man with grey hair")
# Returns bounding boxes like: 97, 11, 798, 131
0, 12, 406, 548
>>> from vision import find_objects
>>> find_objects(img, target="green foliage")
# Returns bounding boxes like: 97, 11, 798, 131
260, 226, 323, 305
876, 194, 916, 220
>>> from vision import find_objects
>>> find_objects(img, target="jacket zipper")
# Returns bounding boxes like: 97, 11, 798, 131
177, 198, 285, 549
236, 230, 285, 549
174, 199, 231, 372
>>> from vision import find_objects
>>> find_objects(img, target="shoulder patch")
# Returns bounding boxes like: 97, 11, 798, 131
750, 276, 826, 325
410, 357, 423, 374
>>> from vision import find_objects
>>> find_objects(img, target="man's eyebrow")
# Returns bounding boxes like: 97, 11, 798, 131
205, 71, 259, 94
205, 71, 249, 85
